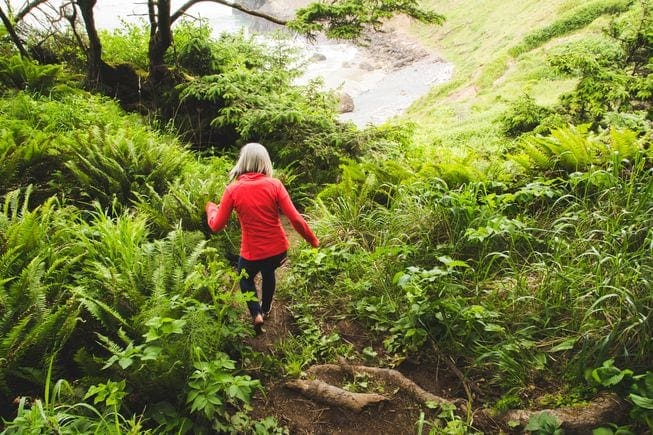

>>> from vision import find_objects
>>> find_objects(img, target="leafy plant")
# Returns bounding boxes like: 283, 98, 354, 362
100, 21, 150, 71
587, 360, 653, 430
0, 54, 74, 94
510, 125, 647, 174
498, 95, 554, 137
524, 411, 563, 435
546, 2, 653, 124
186, 350, 261, 430
64, 125, 190, 210
416, 403, 477, 435
2, 357, 149, 434
278, 301, 347, 376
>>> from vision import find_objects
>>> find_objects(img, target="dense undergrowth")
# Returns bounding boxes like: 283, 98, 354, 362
1, 0, 652, 433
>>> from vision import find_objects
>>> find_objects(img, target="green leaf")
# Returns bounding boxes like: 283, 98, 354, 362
592, 362, 633, 387
629, 393, 653, 410
118, 357, 134, 369
483, 323, 505, 333
141, 345, 163, 360
550, 337, 576, 352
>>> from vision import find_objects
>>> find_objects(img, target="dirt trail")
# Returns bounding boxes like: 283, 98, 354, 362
246, 297, 469, 434
242, 220, 473, 433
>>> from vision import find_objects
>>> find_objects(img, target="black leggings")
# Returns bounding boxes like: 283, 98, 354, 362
237, 251, 287, 318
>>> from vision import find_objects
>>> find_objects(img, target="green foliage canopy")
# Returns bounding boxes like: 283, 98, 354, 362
289, 0, 445, 39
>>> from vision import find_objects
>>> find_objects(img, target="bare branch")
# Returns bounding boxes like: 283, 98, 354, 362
62, 1, 86, 51
14, 0, 51, 23
171, 0, 287, 26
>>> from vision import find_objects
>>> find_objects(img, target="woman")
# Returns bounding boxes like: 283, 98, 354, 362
205, 143, 320, 333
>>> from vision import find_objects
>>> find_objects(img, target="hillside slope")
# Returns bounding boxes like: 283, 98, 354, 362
402, 0, 629, 154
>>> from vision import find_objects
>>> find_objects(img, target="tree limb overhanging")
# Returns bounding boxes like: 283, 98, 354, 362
288, 0, 445, 40
171, 0, 287, 26
3, 0, 445, 103
14, 0, 51, 22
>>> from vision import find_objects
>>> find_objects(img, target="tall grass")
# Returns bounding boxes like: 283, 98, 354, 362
287, 126, 651, 398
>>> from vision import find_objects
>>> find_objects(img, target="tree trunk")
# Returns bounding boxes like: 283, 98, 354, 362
0, 6, 30, 57
76, 0, 103, 88
148, 0, 172, 84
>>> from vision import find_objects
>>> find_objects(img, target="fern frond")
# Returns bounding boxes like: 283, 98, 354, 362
551, 127, 595, 170
608, 127, 640, 159
0, 315, 33, 363
2, 185, 33, 220
522, 137, 553, 170
10, 303, 76, 369
185, 239, 208, 274
5, 256, 47, 317
73, 287, 130, 330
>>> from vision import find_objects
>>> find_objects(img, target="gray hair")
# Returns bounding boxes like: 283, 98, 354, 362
229, 142, 273, 180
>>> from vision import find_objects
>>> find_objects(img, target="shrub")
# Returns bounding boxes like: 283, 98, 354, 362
100, 21, 150, 71
63, 125, 190, 211
498, 95, 553, 137
546, 3, 653, 125
0, 54, 76, 95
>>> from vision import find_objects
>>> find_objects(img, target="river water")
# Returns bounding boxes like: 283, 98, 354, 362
12, 0, 452, 126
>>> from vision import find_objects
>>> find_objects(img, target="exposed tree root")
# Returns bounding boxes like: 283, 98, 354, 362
285, 379, 388, 413
502, 392, 629, 433
285, 360, 458, 413
308, 363, 455, 407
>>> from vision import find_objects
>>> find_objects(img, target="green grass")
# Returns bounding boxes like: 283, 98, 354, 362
400, 0, 625, 159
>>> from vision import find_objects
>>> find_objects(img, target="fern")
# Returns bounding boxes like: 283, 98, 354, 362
513, 125, 647, 174
133, 156, 231, 235
0, 55, 71, 93
64, 126, 189, 210
73, 288, 130, 330
2, 185, 32, 219
607, 127, 641, 159
10, 303, 78, 374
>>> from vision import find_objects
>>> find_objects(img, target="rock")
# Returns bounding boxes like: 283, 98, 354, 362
334, 91, 354, 113
359, 62, 375, 71
310, 53, 327, 62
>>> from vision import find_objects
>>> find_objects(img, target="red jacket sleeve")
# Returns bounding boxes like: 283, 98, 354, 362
277, 183, 320, 248
205, 189, 234, 232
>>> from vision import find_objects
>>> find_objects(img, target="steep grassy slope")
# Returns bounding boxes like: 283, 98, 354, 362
402, 0, 628, 158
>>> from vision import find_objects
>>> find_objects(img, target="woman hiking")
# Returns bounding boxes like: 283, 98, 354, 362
205, 142, 320, 333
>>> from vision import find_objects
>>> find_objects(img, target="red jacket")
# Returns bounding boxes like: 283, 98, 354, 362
205, 173, 319, 260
